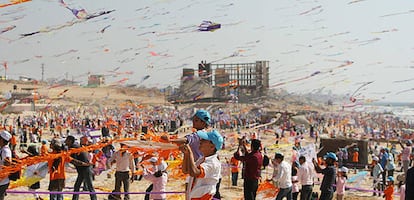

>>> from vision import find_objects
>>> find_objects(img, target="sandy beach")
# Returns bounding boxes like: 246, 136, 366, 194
0, 81, 409, 200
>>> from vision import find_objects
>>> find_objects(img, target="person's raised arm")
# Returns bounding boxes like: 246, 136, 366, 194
180, 144, 200, 177
161, 135, 188, 145
399, 141, 405, 149
312, 158, 322, 173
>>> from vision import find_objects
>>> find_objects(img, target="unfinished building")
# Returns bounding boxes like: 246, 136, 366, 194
168, 60, 269, 103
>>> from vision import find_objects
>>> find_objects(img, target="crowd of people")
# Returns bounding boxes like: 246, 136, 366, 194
0, 104, 413, 200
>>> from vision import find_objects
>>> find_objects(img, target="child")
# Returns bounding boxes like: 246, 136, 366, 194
143, 160, 168, 200
291, 161, 300, 200
336, 166, 348, 200
225, 156, 239, 186
372, 156, 384, 196
398, 180, 405, 200
383, 176, 394, 200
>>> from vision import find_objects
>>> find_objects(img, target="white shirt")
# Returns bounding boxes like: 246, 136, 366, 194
273, 160, 292, 189
0, 145, 11, 185
187, 154, 221, 199
143, 170, 168, 199
298, 161, 314, 186
373, 163, 383, 179
108, 150, 135, 173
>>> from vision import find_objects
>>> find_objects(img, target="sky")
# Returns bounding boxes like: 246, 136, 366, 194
1, 0, 414, 103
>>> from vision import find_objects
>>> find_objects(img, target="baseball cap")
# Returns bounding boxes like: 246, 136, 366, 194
387, 176, 394, 182
197, 130, 223, 150
158, 161, 168, 171
372, 156, 379, 161
0, 130, 11, 141
324, 152, 338, 161
195, 110, 211, 125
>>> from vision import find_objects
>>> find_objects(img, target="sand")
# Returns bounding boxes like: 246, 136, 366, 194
1, 81, 403, 200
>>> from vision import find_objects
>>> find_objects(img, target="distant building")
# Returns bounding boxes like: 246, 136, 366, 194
19, 76, 33, 82
169, 60, 269, 103
88, 75, 105, 87
57, 79, 78, 86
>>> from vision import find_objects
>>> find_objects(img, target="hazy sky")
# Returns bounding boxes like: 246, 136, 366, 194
1, 0, 414, 103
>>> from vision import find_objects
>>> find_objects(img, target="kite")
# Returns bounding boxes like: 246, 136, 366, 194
106, 68, 133, 77
53, 49, 78, 57
216, 80, 238, 88
100, 25, 111, 33
372, 28, 398, 34
60, 0, 88, 19
0, 0, 31, 8
393, 78, 414, 83
141, 75, 150, 83
395, 88, 414, 95
380, 10, 414, 18
108, 78, 129, 86
149, 51, 171, 57
2, 61, 7, 70
348, 0, 367, 4
0, 25, 16, 34
20, 9, 115, 38
299, 5, 322, 15
271, 60, 354, 88
349, 81, 374, 102
198, 21, 221, 31
157, 20, 222, 36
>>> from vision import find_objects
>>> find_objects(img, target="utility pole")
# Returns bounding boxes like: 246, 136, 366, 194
41, 63, 44, 82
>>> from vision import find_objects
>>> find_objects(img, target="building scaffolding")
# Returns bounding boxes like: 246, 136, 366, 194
169, 60, 269, 103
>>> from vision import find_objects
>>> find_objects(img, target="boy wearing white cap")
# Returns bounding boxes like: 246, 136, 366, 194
179, 129, 223, 200
372, 156, 383, 196
0, 130, 12, 200
336, 167, 348, 200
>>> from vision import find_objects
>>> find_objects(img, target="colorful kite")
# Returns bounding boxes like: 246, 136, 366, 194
198, 21, 221, 31
0, 0, 31, 8
0, 25, 16, 34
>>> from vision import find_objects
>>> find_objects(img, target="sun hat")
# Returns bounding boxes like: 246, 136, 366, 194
195, 109, 211, 125
324, 152, 338, 161
197, 130, 223, 151
0, 130, 11, 141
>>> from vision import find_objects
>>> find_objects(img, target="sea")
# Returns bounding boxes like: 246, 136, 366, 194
356, 102, 414, 122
